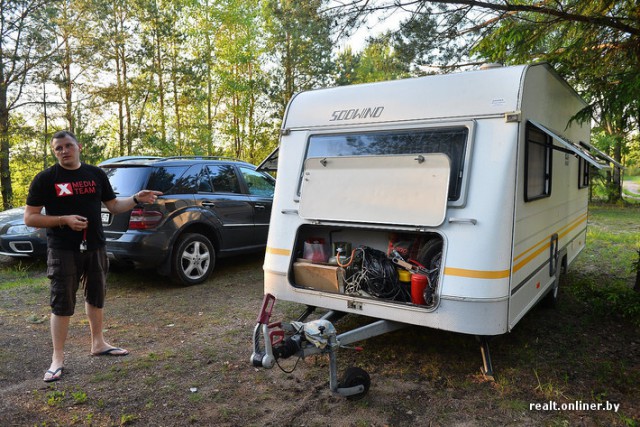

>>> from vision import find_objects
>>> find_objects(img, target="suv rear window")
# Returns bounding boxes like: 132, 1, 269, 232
147, 166, 191, 194
103, 166, 152, 197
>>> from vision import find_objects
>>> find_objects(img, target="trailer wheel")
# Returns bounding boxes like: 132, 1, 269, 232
417, 238, 442, 270
417, 238, 443, 289
540, 257, 565, 308
540, 272, 561, 308
339, 367, 370, 401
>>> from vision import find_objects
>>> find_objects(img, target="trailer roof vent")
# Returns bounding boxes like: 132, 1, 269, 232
479, 63, 503, 70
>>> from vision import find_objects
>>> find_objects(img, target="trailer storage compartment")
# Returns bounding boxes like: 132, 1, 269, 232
289, 224, 443, 308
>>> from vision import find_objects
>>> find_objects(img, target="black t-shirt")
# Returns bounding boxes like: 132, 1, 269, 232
26, 163, 117, 251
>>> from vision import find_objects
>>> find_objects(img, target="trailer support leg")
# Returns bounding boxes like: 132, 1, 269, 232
477, 335, 495, 381
296, 305, 316, 322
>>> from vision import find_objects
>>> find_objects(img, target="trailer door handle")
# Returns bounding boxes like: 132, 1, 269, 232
448, 217, 477, 225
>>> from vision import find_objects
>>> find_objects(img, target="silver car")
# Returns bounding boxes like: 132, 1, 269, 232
0, 206, 47, 258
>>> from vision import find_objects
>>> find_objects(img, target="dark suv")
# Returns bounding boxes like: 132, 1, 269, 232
100, 156, 275, 285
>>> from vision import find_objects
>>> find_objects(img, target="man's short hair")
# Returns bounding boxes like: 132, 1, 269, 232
51, 130, 77, 143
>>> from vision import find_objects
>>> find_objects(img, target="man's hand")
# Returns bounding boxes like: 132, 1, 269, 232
134, 190, 163, 204
64, 215, 88, 231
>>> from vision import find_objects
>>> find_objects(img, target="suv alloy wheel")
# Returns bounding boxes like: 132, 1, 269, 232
172, 233, 216, 285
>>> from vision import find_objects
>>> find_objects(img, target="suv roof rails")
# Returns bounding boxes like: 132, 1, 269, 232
98, 155, 162, 166
158, 156, 243, 162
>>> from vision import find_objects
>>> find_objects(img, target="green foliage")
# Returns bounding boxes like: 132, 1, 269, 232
46, 390, 66, 407
8, 120, 52, 206
567, 205, 640, 326
120, 413, 138, 425
71, 390, 88, 404
0, 260, 46, 291
391, 4, 465, 71
571, 276, 640, 326
6, 0, 640, 206
5, 0, 311, 203
467, 0, 639, 200
263, 0, 336, 116
336, 33, 411, 85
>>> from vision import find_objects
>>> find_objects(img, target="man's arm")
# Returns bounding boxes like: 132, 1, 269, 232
24, 205, 88, 232
103, 190, 163, 215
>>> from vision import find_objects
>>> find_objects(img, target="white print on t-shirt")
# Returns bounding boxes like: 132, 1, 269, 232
55, 180, 97, 197
55, 183, 73, 197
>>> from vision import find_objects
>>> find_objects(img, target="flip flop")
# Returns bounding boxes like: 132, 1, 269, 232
91, 347, 129, 357
44, 367, 64, 382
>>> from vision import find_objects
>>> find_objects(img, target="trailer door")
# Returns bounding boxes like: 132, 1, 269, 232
299, 153, 450, 227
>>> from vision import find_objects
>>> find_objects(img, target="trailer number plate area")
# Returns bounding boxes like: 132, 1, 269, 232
348, 300, 363, 311
299, 154, 450, 227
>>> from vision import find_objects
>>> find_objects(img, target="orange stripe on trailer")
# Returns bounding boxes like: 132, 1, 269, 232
266, 247, 292, 256
513, 244, 549, 273
513, 214, 587, 273
513, 213, 587, 263
444, 267, 510, 279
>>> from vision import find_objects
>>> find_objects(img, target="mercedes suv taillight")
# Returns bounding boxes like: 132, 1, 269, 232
128, 209, 163, 230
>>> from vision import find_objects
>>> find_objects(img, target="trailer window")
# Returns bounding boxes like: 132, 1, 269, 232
305, 127, 468, 201
578, 142, 590, 189
525, 123, 552, 201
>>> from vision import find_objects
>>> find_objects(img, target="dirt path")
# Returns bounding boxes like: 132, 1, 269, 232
0, 253, 638, 426
623, 179, 640, 200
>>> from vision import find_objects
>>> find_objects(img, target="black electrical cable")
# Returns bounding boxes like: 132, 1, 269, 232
359, 247, 406, 301
275, 355, 302, 374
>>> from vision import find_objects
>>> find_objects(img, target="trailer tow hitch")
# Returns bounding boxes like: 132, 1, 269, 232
251, 293, 379, 400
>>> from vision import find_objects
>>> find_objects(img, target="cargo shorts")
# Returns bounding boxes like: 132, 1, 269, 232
46, 247, 109, 316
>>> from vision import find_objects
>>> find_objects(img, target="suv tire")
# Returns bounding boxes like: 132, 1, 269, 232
172, 233, 216, 285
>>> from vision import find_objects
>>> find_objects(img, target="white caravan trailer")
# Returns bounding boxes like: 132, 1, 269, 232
251, 63, 616, 399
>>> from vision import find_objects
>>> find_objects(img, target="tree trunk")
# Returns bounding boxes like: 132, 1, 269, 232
0, 95, 13, 210
123, 45, 132, 155
612, 138, 623, 201
115, 40, 125, 155
635, 249, 640, 293
153, 11, 167, 146
60, 3, 75, 133
43, 82, 49, 169
171, 36, 181, 155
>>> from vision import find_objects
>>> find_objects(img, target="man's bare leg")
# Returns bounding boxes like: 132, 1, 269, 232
86, 302, 128, 356
44, 314, 70, 381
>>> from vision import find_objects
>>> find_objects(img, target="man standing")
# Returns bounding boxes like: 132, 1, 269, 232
24, 130, 162, 382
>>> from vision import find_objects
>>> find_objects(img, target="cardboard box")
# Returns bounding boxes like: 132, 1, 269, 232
293, 261, 343, 293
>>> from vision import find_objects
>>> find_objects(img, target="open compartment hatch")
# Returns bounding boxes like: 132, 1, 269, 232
299, 154, 451, 227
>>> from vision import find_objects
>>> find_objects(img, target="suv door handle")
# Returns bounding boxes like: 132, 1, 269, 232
255, 204, 266, 210
202, 202, 216, 207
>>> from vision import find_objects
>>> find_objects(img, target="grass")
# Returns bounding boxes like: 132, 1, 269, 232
46, 390, 66, 407
0, 258, 46, 291
568, 205, 640, 326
